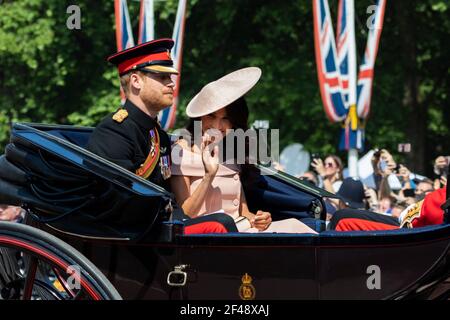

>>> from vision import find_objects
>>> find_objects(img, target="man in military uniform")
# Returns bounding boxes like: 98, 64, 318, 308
87, 39, 237, 233
87, 39, 176, 190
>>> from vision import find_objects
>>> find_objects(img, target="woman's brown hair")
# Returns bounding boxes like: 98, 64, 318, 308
186, 97, 249, 134
326, 154, 344, 180
185, 97, 259, 183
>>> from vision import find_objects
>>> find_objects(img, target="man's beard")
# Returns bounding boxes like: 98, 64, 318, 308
142, 93, 172, 111
415, 193, 426, 202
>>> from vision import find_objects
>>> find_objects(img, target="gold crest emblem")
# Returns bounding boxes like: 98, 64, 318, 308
400, 200, 423, 228
112, 109, 128, 123
239, 273, 255, 300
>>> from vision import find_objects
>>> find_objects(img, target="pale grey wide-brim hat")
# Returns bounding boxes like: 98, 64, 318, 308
186, 67, 262, 118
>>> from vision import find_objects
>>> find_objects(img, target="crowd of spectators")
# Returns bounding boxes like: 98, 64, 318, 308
299, 150, 448, 221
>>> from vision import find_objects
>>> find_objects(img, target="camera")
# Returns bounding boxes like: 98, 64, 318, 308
403, 188, 415, 198
438, 166, 449, 178
378, 159, 388, 172
311, 153, 321, 161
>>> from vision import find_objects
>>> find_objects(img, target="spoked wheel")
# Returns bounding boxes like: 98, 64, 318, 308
0, 221, 122, 300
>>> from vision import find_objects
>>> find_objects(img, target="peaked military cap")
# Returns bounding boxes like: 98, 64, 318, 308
107, 38, 179, 76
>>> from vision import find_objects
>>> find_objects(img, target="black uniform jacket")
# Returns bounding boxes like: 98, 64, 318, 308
86, 100, 171, 191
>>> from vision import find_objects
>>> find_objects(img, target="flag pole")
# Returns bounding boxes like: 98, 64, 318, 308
346, 0, 358, 178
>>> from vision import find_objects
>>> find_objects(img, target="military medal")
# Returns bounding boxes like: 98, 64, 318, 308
149, 130, 157, 157
160, 155, 171, 180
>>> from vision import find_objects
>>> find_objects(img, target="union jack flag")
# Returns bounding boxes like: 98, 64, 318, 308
313, 0, 348, 123
356, 0, 386, 119
138, 0, 155, 44
336, 0, 352, 108
158, 0, 188, 130
115, 0, 135, 104
336, 0, 361, 150
115, 0, 135, 52
313, 0, 385, 150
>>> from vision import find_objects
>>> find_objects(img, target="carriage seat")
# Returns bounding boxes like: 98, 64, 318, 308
0, 123, 176, 242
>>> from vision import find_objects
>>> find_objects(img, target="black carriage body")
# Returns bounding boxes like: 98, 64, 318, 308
1, 123, 449, 300
40, 226, 449, 300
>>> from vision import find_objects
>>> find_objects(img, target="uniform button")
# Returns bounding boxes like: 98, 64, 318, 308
234, 174, 239, 181
233, 199, 239, 206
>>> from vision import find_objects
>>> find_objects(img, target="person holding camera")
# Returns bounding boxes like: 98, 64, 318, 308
433, 155, 449, 190
396, 164, 412, 188
392, 164, 417, 206
372, 149, 395, 188
311, 154, 343, 193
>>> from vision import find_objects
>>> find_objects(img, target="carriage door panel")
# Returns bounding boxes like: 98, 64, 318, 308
175, 244, 318, 300
318, 240, 450, 299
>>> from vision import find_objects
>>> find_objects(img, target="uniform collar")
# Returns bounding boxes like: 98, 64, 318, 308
124, 99, 160, 130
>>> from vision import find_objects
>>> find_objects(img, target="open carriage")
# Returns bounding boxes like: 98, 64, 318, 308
0, 122, 448, 300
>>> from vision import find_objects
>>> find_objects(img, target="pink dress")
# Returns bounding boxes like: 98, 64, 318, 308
171, 143, 317, 234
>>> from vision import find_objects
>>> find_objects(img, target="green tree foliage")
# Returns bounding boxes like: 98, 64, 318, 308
0, 0, 119, 129
0, 0, 448, 176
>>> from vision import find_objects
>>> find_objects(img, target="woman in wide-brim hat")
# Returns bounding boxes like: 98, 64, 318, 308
170, 67, 317, 234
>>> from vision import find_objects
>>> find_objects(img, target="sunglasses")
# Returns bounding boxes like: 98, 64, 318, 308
324, 162, 335, 168
415, 189, 433, 194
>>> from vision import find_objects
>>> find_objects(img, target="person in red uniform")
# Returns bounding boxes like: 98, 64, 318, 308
329, 186, 447, 231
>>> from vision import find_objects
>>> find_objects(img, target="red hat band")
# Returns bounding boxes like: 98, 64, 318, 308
118, 51, 172, 75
